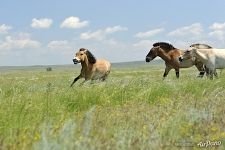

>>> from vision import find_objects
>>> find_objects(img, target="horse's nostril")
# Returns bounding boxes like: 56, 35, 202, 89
73, 59, 79, 64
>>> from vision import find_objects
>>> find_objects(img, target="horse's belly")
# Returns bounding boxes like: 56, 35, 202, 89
92, 70, 107, 80
92, 72, 104, 79
179, 60, 194, 68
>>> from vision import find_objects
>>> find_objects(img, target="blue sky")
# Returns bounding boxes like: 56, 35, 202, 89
1, 0, 225, 66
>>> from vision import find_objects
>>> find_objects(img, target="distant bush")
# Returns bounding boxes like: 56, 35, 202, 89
46, 67, 52, 71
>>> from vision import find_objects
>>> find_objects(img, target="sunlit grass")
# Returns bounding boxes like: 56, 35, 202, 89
0, 64, 225, 149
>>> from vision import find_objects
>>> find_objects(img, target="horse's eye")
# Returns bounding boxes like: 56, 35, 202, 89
81, 54, 83, 55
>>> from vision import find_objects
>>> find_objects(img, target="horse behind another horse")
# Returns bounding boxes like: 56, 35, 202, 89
179, 47, 225, 79
145, 42, 206, 78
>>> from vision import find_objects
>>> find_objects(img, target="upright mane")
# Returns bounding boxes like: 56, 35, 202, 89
190, 43, 212, 49
153, 42, 176, 51
79, 48, 96, 64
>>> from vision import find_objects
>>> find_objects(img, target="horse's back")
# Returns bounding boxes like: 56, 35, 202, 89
95, 59, 111, 71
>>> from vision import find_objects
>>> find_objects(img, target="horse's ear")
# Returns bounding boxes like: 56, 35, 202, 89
85, 50, 96, 64
79, 48, 86, 51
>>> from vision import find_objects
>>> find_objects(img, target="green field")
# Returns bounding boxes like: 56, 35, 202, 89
0, 61, 225, 150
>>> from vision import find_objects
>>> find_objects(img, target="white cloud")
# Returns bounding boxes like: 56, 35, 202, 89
80, 25, 127, 40
133, 40, 155, 49
47, 40, 72, 50
209, 22, 225, 30
135, 28, 164, 38
80, 30, 104, 40
209, 30, 225, 40
60, 16, 88, 29
208, 22, 225, 41
168, 23, 203, 37
0, 24, 12, 34
0, 33, 41, 50
31, 18, 53, 29
105, 26, 127, 33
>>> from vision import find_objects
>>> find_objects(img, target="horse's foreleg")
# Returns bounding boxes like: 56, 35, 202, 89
208, 69, 214, 80
214, 70, 218, 78
198, 71, 205, 78
213, 69, 218, 78
163, 66, 172, 78
204, 66, 209, 77
70, 75, 81, 87
196, 63, 205, 78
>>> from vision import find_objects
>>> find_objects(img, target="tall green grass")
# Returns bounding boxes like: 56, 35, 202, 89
0, 65, 224, 149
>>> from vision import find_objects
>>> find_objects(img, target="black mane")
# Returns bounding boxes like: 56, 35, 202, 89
153, 42, 175, 51
79, 48, 96, 64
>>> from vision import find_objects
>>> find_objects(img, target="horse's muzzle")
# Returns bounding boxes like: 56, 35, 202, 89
178, 57, 183, 62
145, 57, 151, 62
73, 59, 79, 64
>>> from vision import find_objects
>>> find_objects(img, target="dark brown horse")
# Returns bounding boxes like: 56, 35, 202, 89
145, 42, 205, 78
70, 48, 111, 87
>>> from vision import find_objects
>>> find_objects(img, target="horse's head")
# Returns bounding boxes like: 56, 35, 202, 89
73, 48, 96, 64
145, 46, 160, 62
179, 48, 197, 62
146, 42, 175, 62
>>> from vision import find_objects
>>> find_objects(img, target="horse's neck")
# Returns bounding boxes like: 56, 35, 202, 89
195, 50, 209, 63
157, 50, 171, 62
81, 59, 93, 71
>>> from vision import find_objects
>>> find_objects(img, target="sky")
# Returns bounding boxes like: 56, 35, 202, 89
1, 0, 225, 66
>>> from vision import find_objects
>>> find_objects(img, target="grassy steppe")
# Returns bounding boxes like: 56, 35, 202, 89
0, 62, 225, 150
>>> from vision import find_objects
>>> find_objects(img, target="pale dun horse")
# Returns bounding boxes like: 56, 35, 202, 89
179, 47, 225, 79
70, 48, 111, 87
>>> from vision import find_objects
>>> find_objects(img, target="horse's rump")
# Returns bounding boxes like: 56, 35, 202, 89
91, 59, 111, 79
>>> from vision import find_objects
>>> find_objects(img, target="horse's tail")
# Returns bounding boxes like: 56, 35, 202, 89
105, 61, 111, 73
103, 61, 111, 80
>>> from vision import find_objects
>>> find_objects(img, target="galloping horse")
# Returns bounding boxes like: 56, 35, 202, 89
70, 48, 111, 87
179, 47, 225, 79
145, 42, 205, 78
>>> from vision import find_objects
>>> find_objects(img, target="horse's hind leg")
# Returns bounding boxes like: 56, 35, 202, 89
175, 68, 179, 78
101, 74, 108, 81
101, 71, 110, 81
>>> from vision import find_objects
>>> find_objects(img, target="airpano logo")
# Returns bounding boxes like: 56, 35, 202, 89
197, 140, 221, 148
